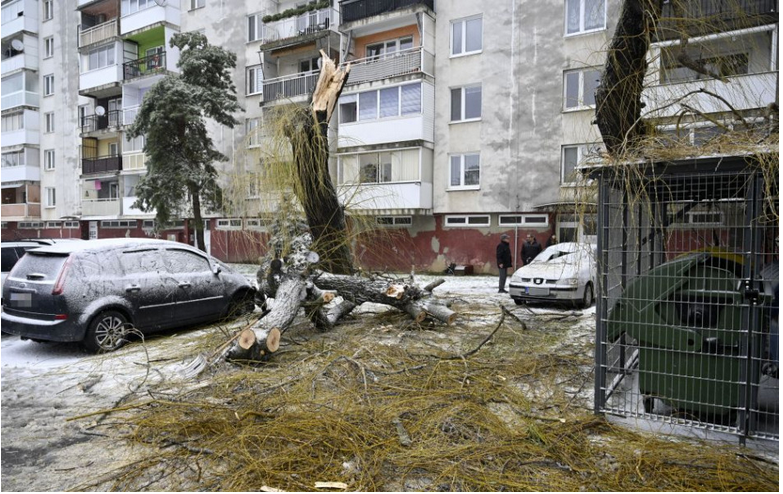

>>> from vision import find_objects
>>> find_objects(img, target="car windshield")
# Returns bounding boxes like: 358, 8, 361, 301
533, 246, 580, 263
10, 252, 69, 280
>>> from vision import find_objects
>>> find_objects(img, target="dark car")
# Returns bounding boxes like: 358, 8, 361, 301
1, 238, 255, 352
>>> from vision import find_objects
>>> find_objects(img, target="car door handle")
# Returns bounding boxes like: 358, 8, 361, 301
178, 282, 191, 289
125, 284, 141, 293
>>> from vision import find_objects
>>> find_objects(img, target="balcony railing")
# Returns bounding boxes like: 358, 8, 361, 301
1, 90, 38, 111
79, 18, 119, 47
82, 156, 122, 175
1, 51, 38, 73
262, 71, 320, 102
123, 52, 167, 80
1, 203, 40, 218
80, 110, 122, 133
660, 0, 777, 17
261, 7, 337, 45
81, 198, 121, 217
343, 47, 434, 85
340, 0, 433, 23
656, 0, 778, 39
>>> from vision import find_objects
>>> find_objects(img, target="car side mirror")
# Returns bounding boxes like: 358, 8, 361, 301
213, 264, 222, 275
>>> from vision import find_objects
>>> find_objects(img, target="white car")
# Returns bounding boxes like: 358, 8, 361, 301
509, 242, 597, 308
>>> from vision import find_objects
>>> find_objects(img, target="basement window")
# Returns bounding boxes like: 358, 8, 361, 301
445, 215, 490, 228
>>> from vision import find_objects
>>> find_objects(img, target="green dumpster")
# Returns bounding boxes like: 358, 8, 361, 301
607, 253, 757, 418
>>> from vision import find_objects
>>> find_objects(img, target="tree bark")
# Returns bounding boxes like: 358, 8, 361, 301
189, 183, 206, 252
595, 0, 661, 156
287, 50, 353, 275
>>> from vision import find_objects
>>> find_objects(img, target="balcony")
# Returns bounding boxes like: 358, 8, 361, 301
1, 51, 38, 74
262, 71, 320, 103
340, 0, 433, 24
1, 0, 38, 37
259, 7, 338, 47
656, 0, 778, 40
81, 198, 121, 217
344, 47, 433, 85
80, 110, 122, 133
1, 91, 38, 111
1, 203, 40, 219
120, 1, 180, 35
79, 18, 119, 47
122, 152, 147, 172
123, 52, 167, 80
80, 64, 122, 97
122, 196, 149, 216
338, 182, 432, 211
0, 164, 40, 183
82, 156, 122, 175
2, 128, 39, 148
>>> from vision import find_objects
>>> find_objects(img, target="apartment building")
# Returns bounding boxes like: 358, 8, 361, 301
2, 1, 777, 272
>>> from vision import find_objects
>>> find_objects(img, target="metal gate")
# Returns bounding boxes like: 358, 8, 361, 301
593, 157, 778, 443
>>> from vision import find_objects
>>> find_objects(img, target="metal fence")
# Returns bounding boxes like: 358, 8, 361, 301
593, 157, 778, 443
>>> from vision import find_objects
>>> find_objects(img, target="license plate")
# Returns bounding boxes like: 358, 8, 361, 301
527, 287, 549, 296
10, 292, 32, 307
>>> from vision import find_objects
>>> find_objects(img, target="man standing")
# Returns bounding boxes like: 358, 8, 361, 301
546, 234, 557, 248
521, 234, 542, 265
496, 233, 512, 293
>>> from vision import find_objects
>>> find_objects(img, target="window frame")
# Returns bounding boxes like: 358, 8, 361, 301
564, 0, 606, 37
43, 0, 53, 21
444, 215, 491, 228
43, 74, 55, 96
448, 152, 481, 190
247, 12, 265, 42
216, 218, 242, 230
45, 187, 56, 208
44, 37, 54, 59
563, 67, 600, 111
561, 143, 601, 184
498, 214, 550, 227
339, 82, 422, 125
337, 148, 421, 185
376, 216, 413, 228
450, 15, 483, 57
44, 112, 55, 133
366, 36, 415, 60
190, 0, 206, 11
450, 84, 482, 123
247, 65, 263, 95
101, 220, 138, 228
44, 149, 55, 170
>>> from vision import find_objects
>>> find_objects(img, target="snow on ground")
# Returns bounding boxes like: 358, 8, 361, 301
0, 270, 594, 491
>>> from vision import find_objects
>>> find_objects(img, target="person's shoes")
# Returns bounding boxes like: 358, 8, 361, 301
498, 289, 508, 293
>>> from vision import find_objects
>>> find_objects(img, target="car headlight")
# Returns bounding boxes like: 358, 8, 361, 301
564, 278, 579, 286
510, 274, 521, 283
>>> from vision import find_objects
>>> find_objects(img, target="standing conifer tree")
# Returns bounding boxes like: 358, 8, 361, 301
128, 32, 240, 251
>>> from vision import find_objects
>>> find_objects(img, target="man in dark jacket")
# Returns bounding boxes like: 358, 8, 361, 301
496, 233, 512, 293
521, 234, 542, 265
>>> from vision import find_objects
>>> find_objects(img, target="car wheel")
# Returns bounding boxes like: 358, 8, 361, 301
513, 299, 524, 306
579, 282, 594, 309
84, 310, 129, 353
226, 290, 255, 319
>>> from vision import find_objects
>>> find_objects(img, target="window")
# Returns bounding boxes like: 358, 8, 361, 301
445, 215, 490, 228
1, 113, 23, 132
661, 49, 749, 84
43, 74, 54, 96
248, 13, 265, 42
245, 219, 266, 231
217, 219, 242, 230
561, 144, 601, 183
564, 68, 600, 110
376, 216, 413, 227
450, 85, 481, 122
101, 220, 137, 228
190, 0, 206, 10
45, 188, 56, 208
498, 215, 550, 227
339, 83, 421, 124
451, 16, 482, 56
44, 37, 54, 58
299, 57, 320, 73
247, 65, 263, 95
1, 151, 24, 168
338, 149, 420, 185
44, 149, 55, 170
246, 118, 260, 147
45, 112, 55, 133
366, 36, 414, 59
121, 0, 157, 16
86, 44, 116, 71
565, 0, 606, 35
64, 221, 79, 229
19, 222, 44, 229
46, 221, 62, 228
44, 0, 53, 21
449, 153, 480, 188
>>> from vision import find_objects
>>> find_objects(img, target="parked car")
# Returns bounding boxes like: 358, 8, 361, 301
1, 238, 255, 352
1, 239, 81, 294
508, 242, 597, 308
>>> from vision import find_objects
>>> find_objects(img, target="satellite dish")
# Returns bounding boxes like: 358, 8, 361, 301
95, 106, 106, 116
11, 39, 24, 52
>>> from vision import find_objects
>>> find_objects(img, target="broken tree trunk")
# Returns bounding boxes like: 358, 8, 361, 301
286, 50, 353, 275
595, 0, 661, 156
